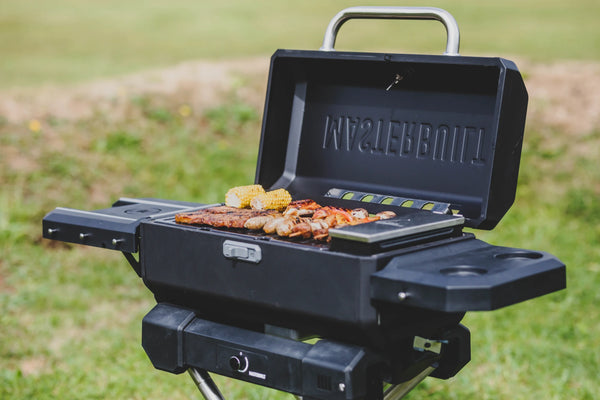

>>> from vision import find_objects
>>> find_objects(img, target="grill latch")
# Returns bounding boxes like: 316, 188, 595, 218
223, 240, 262, 264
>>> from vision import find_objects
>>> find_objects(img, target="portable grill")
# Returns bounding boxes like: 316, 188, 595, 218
42, 7, 566, 400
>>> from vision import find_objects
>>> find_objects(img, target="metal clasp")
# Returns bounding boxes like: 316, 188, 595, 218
223, 240, 262, 264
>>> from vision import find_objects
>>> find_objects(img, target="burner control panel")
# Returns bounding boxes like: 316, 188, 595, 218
217, 346, 268, 382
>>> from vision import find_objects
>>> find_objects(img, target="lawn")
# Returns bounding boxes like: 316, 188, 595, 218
1, 0, 599, 88
1, 1, 599, 399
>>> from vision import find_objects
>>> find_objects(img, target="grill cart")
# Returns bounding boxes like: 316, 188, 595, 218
43, 7, 565, 400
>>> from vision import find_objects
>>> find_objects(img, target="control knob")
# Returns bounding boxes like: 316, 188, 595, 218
229, 354, 248, 372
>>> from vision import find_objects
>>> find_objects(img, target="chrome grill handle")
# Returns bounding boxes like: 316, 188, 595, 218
320, 6, 460, 56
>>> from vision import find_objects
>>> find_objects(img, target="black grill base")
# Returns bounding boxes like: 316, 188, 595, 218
142, 303, 470, 400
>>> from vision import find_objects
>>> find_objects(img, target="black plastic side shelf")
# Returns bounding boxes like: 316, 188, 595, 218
42, 198, 202, 253
370, 237, 566, 312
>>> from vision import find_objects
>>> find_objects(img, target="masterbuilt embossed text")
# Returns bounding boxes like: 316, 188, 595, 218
322, 114, 487, 166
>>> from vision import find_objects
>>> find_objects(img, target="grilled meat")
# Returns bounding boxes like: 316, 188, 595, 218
289, 219, 329, 240
313, 206, 354, 227
283, 199, 322, 217
244, 214, 280, 230
350, 208, 369, 220
275, 217, 300, 237
263, 216, 286, 234
175, 207, 277, 229
288, 220, 313, 239
376, 211, 397, 220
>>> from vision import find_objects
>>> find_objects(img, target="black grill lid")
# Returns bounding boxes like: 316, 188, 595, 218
255, 50, 528, 229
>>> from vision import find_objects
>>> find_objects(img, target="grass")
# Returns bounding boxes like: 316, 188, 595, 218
1, 0, 599, 88
1, 1, 599, 399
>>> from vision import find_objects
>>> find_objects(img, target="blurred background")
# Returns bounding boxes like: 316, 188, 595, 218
1, 0, 598, 399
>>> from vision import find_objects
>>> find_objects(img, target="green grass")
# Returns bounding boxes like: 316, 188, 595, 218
1, 0, 599, 88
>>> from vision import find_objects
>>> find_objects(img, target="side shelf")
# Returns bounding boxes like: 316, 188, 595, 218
370, 238, 566, 312
42, 198, 203, 253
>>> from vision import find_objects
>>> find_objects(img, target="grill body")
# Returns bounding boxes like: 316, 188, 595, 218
140, 217, 472, 348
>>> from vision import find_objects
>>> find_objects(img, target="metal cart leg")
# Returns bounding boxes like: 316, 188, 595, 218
383, 365, 436, 400
188, 368, 225, 400
189, 365, 435, 400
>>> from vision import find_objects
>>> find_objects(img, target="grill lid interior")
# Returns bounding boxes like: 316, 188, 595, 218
255, 50, 528, 229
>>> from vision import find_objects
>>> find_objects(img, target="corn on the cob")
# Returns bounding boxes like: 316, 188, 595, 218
225, 184, 265, 208
250, 188, 292, 211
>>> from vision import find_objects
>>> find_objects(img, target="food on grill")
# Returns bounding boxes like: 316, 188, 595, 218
175, 206, 277, 228
268, 216, 321, 239
313, 206, 356, 227
376, 211, 397, 220
250, 188, 292, 211
350, 208, 369, 219
275, 217, 301, 237
263, 216, 287, 234
288, 220, 312, 239
283, 199, 322, 217
303, 206, 396, 240
243, 214, 279, 230
176, 199, 398, 241
289, 219, 329, 240
224, 184, 292, 212
262, 205, 398, 241
225, 184, 266, 208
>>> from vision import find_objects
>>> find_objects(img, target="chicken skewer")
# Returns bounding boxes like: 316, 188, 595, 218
282, 206, 397, 241
283, 199, 322, 217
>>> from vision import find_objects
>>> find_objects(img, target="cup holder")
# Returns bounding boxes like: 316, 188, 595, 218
494, 251, 543, 260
